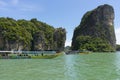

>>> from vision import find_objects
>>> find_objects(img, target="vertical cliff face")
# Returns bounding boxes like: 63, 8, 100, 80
72, 4, 116, 52
33, 31, 46, 51
53, 28, 66, 51
33, 28, 66, 51
0, 28, 4, 50
31, 19, 66, 51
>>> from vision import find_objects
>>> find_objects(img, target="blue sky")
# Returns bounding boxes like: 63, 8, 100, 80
0, 0, 120, 46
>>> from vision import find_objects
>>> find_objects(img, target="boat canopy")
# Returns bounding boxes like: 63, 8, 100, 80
0, 51, 56, 54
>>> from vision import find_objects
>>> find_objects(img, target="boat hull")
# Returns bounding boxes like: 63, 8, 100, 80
0, 53, 62, 59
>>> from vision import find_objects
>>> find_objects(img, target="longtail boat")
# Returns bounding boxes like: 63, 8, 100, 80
0, 51, 62, 59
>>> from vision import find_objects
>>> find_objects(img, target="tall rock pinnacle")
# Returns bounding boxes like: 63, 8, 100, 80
72, 4, 116, 52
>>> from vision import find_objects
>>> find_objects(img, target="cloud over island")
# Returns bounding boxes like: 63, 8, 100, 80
115, 28, 120, 45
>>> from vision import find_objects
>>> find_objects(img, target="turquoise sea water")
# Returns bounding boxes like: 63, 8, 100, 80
0, 52, 120, 80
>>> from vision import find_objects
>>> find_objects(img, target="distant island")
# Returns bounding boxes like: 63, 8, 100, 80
72, 4, 116, 52
0, 18, 66, 51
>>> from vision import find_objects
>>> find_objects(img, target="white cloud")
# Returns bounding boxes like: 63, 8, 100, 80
19, 4, 43, 12
115, 27, 120, 44
0, 0, 42, 12
65, 40, 71, 46
11, 0, 19, 5
0, 0, 7, 7
20, 5, 37, 11
0, 0, 9, 11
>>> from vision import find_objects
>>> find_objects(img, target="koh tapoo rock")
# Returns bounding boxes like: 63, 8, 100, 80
72, 4, 116, 52
0, 18, 66, 51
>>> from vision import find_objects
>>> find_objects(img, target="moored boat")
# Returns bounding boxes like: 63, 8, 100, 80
0, 51, 63, 59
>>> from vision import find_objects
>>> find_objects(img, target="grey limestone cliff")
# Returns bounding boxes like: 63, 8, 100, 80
72, 4, 116, 52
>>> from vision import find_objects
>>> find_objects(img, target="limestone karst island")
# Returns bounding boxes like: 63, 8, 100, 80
0, 18, 66, 51
1, 2, 120, 80
0, 4, 120, 59
72, 4, 116, 52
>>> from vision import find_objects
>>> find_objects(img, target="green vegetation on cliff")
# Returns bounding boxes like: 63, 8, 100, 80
0, 17, 66, 51
73, 36, 114, 52
116, 45, 120, 51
